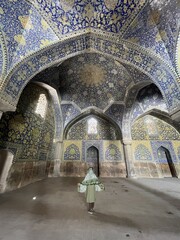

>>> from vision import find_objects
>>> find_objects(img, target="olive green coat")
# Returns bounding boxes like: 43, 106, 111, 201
85, 184, 96, 203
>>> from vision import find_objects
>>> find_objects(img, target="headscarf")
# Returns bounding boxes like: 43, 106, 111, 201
78, 168, 105, 193
81, 168, 100, 185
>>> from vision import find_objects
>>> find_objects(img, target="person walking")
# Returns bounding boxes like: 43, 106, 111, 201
78, 167, 104, 214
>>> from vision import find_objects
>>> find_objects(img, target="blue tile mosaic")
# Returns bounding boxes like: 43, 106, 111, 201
66, 115, 118, 140
34, 0, 145, 35
137, 84, 168, 112
105, 104, 124, 128
82, 140, 103, 162
130, 102, 144, 123
0, 0, 58, 71
105, 144, 122, 161
130, 84, 168, 123
64, 143, 80, 160
61, 103, 81, 128
59, 53, 132, 110
151, 141, 177, 163
2, 34, 180, 112
134, 144, 152, 161
124, 1, 179, 67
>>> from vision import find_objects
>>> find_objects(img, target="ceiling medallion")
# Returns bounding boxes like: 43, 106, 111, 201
78, 63, 105, 87
104, 0, 119, 10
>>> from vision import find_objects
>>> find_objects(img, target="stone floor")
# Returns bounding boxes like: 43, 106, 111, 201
0, 177, 180, 240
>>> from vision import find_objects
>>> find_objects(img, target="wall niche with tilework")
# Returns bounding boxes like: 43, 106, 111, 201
66, 114, 121, 140
0, 83, 56, 191
132, 115, 180, 178
61, 114, 126, 177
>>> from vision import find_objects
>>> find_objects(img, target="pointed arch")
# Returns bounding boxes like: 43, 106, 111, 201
0, 32, 179, 113
63, 107, 122, 140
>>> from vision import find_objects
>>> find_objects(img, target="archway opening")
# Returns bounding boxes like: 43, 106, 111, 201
86, 146, 99, 177
62, 113, 125, 177
157, 146, 178, 178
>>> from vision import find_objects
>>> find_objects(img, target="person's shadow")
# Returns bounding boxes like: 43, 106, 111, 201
91, 211, 138, 228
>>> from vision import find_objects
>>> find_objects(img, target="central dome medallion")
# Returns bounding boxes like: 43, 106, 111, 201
78, 63, 105, 87
59, 53, 132, 110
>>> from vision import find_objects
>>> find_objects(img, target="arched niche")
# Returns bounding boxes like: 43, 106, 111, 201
86, 146, 100, 177
122, 83, 169, 141
64, 111, 122, 140
0, 82, 57, 190
131, 114, 180, 178
61, 109, 126, 178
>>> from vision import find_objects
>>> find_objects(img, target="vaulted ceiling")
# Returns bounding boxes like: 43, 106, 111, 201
0, 0, 179, 122
59, 53, 133, 110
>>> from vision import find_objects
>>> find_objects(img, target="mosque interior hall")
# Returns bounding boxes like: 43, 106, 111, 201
0, 0, 180, 239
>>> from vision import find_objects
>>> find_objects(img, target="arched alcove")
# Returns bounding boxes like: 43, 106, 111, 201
0, 82, 57, 191
62, 112, 126, 177
66, 114, 120, 141
86, 146, 99, 177
131, 114, 180, 178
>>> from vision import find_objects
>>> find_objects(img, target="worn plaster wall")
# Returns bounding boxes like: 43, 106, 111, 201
0, 83, 55, 191
132, 115, 180, 178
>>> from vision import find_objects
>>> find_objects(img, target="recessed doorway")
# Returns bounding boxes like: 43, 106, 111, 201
86, 146, 100, 177
157, 146, 177, 178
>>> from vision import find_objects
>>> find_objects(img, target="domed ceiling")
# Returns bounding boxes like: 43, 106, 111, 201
0, 0, 178, 80
58, 53, 133, 110
32, 0, 146, 35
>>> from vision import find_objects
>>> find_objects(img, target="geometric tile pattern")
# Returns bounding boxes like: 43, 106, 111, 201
53, 98, 63, 139
105, 104, 124, 128
66, 115, 118, 140
151, 141, 177, 163
33, 0, 146, 35
0, 0, 58, 71
61, 103, 81, 128
134, 144, 152, 161
130, 102, 144, 124
0, 83, 55, 161
137, 84, 168, 112
64, 144, 80, 160
105, 144, 122, 161
150, 0, 180, 67
59, 53, 132, 110
82, 140, 103, 162
132, 117, 148, 140
2, 34, 180, 112
124, 1, 179, 67
132, 115, 180, 141
130, 84, 168, 123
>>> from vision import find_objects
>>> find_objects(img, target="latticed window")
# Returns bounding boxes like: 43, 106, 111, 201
88, 118, 98, 134
35, 94, 47, 118
144, 116, 158, 136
